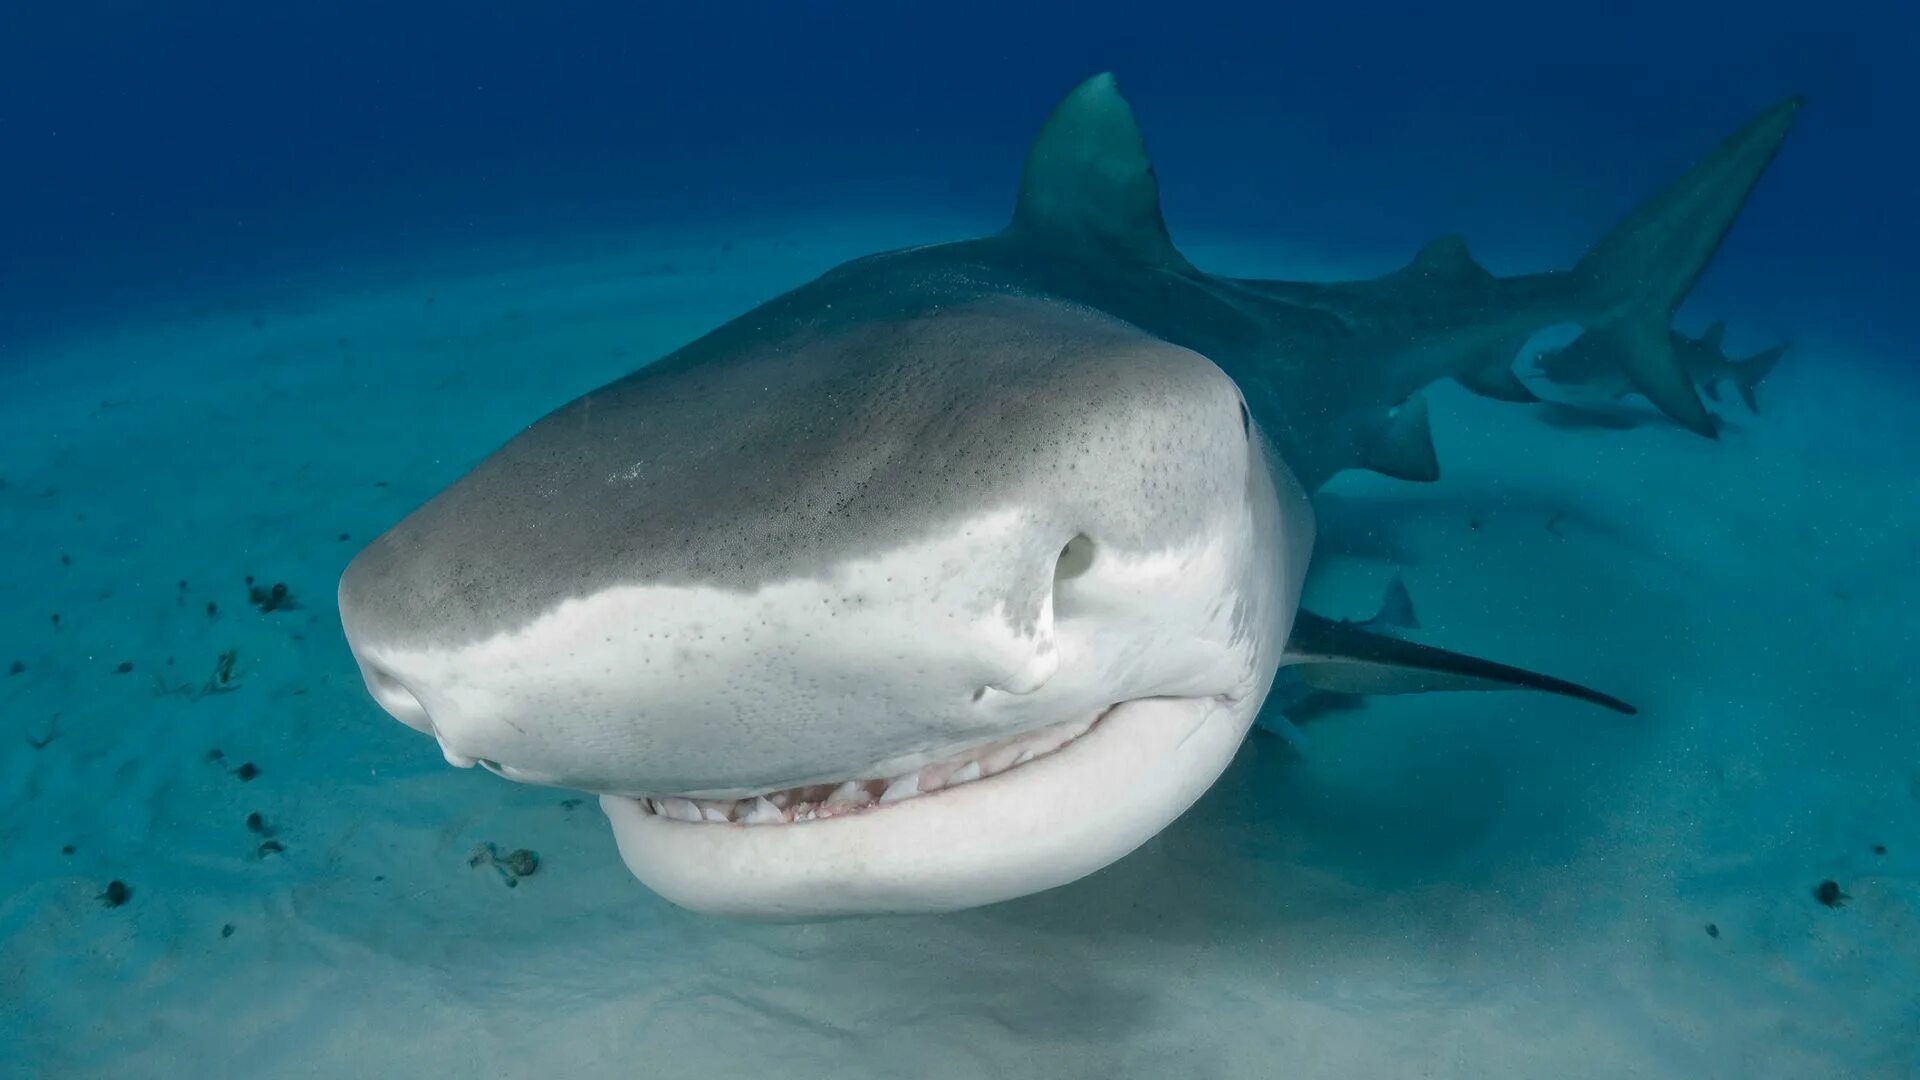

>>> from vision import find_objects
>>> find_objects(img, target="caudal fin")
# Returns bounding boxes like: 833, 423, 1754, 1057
1571, 96, 1803, 437
1733, 343, 1789, 411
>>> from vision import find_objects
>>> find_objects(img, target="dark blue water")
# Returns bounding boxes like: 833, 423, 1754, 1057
2, 0, 1913, 353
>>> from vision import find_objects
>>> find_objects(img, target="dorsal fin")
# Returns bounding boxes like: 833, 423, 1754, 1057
1362, 394, 1439, 482
1007, 73, 1193, 272
1400, 235, 1492, 281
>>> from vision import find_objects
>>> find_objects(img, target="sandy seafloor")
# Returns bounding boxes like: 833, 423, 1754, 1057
1, 215, 1916, 1080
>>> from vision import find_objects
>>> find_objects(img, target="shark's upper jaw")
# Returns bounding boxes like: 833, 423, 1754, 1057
342, 499, 1269, 792
608, 705, 1114, 825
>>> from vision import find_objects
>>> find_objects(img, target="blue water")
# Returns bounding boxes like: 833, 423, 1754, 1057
3, 0, 1914, 351
2, 2, 1916, 1076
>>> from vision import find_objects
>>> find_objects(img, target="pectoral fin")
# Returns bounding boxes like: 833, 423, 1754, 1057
1283, 611, 1636, 714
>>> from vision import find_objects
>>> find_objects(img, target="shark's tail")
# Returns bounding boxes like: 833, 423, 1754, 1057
1731, 343, 1789, 411
1569, 96, 1803, 437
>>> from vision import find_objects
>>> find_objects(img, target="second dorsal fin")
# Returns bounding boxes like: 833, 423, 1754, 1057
1394, 235, 1492, 281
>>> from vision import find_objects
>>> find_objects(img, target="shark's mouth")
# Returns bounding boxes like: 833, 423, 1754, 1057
600, 693, 1255, 918
625, 710, 1107, 826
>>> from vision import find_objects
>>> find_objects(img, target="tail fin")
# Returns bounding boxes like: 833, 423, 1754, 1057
1571, 96, 1803, 437
1732, 343, 1789, 411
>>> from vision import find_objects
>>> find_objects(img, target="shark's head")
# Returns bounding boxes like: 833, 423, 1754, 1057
339, 282, 1311, 917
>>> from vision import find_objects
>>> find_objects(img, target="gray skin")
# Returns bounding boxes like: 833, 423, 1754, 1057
339, 74, 1799, 795
1534, 321, 1790, 420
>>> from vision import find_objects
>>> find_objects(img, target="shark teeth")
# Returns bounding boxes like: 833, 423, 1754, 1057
825, 780, 868, 806
743, 796, 784, 824
879, 771, 920, 803
655, 797, 701, 823
637, 711, 1104, 826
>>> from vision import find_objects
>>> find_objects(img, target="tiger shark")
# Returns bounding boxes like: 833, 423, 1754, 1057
338, 75, 1799, 918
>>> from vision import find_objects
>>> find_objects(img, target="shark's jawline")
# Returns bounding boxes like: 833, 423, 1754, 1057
611, 706, 1115, 822
603, 695, 1245, 919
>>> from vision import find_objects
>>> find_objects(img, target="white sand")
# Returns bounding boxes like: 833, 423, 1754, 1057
2, 218, 1914, 1078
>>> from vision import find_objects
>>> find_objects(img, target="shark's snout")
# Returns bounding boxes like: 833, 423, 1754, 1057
339, 508, 1099, 788
336, 293, 1278, 806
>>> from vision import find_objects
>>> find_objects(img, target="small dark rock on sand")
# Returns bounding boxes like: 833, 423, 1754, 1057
233, 762, 260, 782
250, 581, 297, 613
470, 844, 541, 887
99, 880, 132, 908
1705, 923, 1720, 939
1814, 880, 1849, 908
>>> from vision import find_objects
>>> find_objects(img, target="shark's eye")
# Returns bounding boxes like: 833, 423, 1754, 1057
1238, 399, 1251, 440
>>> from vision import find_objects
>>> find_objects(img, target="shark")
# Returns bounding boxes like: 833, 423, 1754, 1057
337, 74, 1799, 918
1532, 320, 1790, 420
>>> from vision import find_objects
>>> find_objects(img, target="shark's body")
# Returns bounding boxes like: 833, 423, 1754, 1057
339, 75, 1798, 918
1534, 320, 1789, 419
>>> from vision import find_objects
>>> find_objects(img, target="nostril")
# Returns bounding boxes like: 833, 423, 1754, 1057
361, 661, 432, 733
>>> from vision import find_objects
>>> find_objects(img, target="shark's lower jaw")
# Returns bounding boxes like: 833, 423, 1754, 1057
601, 694, 1253, 919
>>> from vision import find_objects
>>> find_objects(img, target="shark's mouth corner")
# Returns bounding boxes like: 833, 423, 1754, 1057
600, 694, 1253, 919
